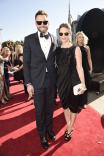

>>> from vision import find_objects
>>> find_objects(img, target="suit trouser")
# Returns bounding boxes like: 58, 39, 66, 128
33, 73, 55, 137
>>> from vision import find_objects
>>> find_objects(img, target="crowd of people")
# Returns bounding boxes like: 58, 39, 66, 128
0, 10, 92, 150
0, 45, 34, 105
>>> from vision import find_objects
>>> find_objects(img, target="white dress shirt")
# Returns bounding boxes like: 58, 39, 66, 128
38, 31, 51, 72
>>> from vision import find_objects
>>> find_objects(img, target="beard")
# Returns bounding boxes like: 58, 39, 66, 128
38, 26, 48, 34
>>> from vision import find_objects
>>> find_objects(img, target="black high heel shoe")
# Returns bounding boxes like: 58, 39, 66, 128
25, 96, 33, 102
65, 130, 73, 141
9, 96, 13, 99
0, 100, 7, 105
64, 127, 73, 137
30, 101, 34, 105
4, 97, 10, 101
64, 129, 68, 137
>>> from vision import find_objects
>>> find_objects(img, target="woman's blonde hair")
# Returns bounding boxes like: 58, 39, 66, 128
15, 45, 23, 59
75, 31, 88, 46
0, 47, 11, 56
59, 23, 72, 42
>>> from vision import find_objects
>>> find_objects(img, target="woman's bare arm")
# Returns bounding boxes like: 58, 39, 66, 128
75, 47, 86, 94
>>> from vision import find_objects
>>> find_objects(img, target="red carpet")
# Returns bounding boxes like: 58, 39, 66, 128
0, 76, 104, 156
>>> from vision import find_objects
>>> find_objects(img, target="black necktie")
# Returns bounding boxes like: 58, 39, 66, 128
40, 33, 49, 39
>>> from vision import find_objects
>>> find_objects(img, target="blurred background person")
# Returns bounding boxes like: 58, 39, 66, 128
75, 31, 92, 109
1, 47, 12, 94
0, 55, 11, 104
14, 45, 32, 101
10, 48, 15, 67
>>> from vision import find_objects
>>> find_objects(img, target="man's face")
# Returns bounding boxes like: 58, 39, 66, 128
35, 15, 49, 34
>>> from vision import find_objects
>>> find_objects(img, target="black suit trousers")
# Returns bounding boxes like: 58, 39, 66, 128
33, 73, 55, 137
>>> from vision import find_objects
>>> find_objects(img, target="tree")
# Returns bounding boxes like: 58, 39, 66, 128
2, 40, 14, 50
2, 40, 24, 50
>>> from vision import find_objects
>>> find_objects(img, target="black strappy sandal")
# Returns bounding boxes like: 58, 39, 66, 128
64, 129, 68, 137
64, 127, 74, 137
65, 130, 73, 141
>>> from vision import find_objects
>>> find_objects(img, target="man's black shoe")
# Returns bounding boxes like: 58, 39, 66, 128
54, 100, 58, 105
40, 137, 49, 149
48, 130, 55, 141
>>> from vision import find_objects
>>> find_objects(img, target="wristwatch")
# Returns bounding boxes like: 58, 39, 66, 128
26, 83, 31, 87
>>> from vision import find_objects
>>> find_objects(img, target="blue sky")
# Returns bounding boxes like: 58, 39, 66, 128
0, 0, 104, 42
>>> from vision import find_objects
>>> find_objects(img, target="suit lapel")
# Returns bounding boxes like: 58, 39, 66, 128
34, 32, 46, 59
34, 32, 40, 45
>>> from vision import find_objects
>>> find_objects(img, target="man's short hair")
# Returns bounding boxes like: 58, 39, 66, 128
35, 10, 48, 19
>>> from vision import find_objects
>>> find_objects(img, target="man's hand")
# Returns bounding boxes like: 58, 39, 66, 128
27, 85, 34, 96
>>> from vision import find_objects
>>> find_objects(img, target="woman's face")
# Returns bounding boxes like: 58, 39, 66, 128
4, 48, 9, 56
59, 27, 70, 43
77, 34, 84, 44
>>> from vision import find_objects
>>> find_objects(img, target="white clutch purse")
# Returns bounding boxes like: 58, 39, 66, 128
73, 83, 82, 95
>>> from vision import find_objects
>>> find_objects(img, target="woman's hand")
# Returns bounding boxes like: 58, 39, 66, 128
9, 66, 13, 70
0, 76, 3, 81
14, 68, 20, 72
78, 86, 87, 95
4, 67, 8, 69
89, 69, 92, 75
6, 64, 13, 70
78, 88, 85, 95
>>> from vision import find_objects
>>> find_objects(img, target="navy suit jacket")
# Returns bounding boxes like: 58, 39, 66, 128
23, 32, 58, 88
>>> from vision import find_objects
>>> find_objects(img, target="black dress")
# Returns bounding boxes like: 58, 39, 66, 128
14, 54, 23, 81
55, 45, 80, 113
10, 53, 15, 66
78, 46, 92, 107
14, 53, 28, 94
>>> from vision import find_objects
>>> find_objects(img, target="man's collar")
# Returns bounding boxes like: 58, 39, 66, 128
38, 31, 48, 38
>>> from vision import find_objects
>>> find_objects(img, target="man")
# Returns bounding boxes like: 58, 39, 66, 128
23, 10, 57, 149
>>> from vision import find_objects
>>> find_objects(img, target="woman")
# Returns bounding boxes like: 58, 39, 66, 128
75, 31, 92, 109
0, 55, 11, 104
14, 45, 32, 101
1, 47, 12, 92
14, 45, 24, 82
55, 23, 86, 141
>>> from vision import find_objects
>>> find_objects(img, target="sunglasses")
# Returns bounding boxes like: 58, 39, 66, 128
36, 21, 48, 25
59, 32, 69, 36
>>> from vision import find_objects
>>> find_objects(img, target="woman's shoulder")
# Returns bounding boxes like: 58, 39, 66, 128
70, 45, 79, 53
56, 46, 61, 50
55, 46, 61, 55
71, 44, 78, 49
84, 45, 90, 51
